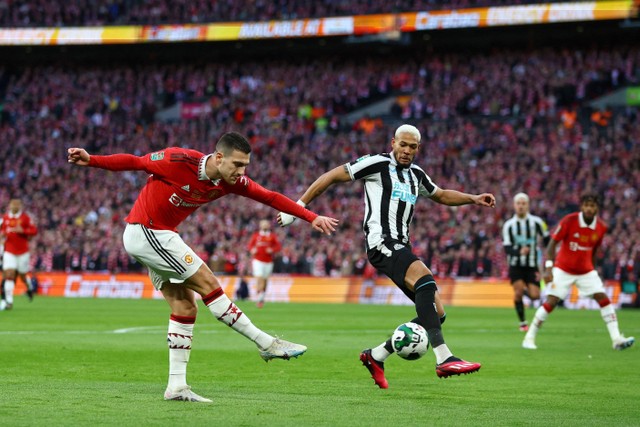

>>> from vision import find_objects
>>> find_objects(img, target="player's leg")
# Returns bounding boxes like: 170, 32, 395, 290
2, 268, 17, 310
581, 272, 635, 350
160, 281, 211, 402
370, 293, 446, 364
403, 260, 481, 377
187, 263, 306, 361
512, 278, 528, 331
523, 267, 569, 349
2, 251, 18, 309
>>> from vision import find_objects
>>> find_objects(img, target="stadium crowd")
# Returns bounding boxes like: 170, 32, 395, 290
0, 0, 593, 27
0, 44, 639, 283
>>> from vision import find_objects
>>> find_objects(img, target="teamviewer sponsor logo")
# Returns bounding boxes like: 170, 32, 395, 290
169, 193, 204, 208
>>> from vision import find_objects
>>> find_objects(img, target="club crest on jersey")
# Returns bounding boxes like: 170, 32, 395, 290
150, 151, 165, 161
391, 182, 417, 204
183, 253, 194, 265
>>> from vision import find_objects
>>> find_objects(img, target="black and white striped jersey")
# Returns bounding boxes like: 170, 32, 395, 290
501, 214, 550, 268
345, 153, 438, 251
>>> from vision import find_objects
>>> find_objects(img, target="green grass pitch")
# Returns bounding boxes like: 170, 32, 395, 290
1, 297, 638, 426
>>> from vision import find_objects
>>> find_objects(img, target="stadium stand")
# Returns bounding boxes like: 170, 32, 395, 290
1, 41, 638, 282
0, 0, 597, 27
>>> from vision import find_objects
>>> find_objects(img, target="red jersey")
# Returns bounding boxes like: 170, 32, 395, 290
1, 211, 38, 255
247, 231, 282, 263
551, 212, 607, 275
88, 147, 317, 232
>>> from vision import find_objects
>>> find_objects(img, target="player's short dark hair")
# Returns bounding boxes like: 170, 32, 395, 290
580, 193, 600, 206
216, 132, 251, 155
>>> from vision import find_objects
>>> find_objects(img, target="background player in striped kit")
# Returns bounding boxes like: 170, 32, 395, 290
278, 124, 496, 387
502, 193, 549, 331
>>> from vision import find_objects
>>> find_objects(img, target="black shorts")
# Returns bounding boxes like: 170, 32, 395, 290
508, 266, 540, 286
367, 240, 420, 301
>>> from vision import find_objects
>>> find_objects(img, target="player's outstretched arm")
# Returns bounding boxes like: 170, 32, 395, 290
67, 148, 91, 166
431, 188, 496, 208
278, 165, 351, 227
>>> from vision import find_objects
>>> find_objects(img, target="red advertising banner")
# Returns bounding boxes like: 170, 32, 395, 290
34, 272, 632, 309
0, 1, 633, 45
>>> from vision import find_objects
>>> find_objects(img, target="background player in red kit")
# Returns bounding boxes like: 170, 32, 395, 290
522, 194, 634, 351
68, 132, 339, 403
1, 198, 38, 311
247, 219, 282, 308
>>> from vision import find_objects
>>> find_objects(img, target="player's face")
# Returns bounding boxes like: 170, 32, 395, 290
514, 198, 529, 217
217, 149, 250, 184
259, 220, 270, 232
581, 200, 598, 222
391, 132, 420, 166
8, 199, 22, 214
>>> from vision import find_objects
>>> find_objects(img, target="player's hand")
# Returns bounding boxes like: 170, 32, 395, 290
520, 246, 530, 256
277, 211, 297, 227
474, 193, 496, 208
67, 148, 90, 166
311, 216, 339, 236
543, 269, 553, 283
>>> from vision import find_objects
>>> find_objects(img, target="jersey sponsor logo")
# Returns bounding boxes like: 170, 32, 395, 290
150, 151, 165, 161
569, 241, 592, 251
391, 182, 417, 205
169, 193, 203, 208
183, 253, 194, 265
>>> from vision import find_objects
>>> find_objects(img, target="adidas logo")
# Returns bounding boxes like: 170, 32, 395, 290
181, 185, 190, 192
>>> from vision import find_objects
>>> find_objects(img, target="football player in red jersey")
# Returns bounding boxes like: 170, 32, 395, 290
523, 194, 634, 351
247, 219, 282, 308
68, 132, 339, 402
1, 198, 38, 310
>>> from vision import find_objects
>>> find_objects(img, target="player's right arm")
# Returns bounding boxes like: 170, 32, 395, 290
278, 164, 351, 227
67, 148, 146, 171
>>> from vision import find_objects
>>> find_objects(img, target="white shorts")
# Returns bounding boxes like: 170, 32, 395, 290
546, 267, 605, 300
252, 259, 274, 279
2, 251, 30, 273
123, 223, 204, 290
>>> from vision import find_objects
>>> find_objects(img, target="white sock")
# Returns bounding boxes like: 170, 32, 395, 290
4, 280, 15, 304
600, 304, 621, 341
526, 305, 550, 340
167, 315, 194, 390
371, 341, 393, 362
207, 292, 273, 350
433, 344, 453, 364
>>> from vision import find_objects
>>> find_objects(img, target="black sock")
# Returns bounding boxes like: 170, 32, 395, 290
515, 301, 525, 322
414, 275, 445, 347
409, 314, 446, 326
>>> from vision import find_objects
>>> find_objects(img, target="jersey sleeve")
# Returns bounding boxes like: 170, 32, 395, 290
345, 155, 387, 181
272, 234, 282, 253
22, 214, 37, 236
412, 166, 438, 197
88, 148, 194, 178
247, 233, 257, 251
231, 177, 318, 223
551, 216, 568, 242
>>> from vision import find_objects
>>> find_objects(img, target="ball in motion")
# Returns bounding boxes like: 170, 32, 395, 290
392, 322, 429, 360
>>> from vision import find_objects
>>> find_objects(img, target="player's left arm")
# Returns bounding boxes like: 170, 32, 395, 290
430, 188, 496, 208
233, 177, 338, 235
272, 234, 282, 254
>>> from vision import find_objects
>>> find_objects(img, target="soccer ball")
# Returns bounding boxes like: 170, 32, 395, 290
392, 322, 429, 360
